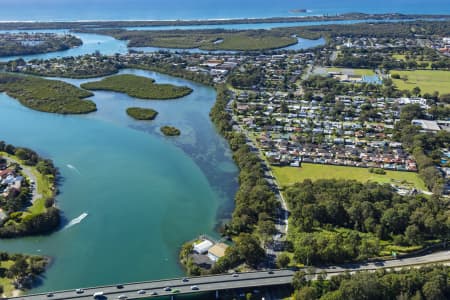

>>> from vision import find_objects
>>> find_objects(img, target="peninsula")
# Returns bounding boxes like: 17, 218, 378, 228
0, 141, 60, 238
0, 33, 82, 57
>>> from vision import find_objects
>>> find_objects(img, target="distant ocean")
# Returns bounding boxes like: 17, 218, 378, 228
0, 0, 450, 22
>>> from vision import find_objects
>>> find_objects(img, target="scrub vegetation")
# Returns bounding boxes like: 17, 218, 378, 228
0, 252, 48, 297
126, 107, 158, 120
160, 126, 181, 136
291, 265, 450, 300
81, 74, 192, 99
0, 73, 95, 114
284, 179, 449, 265
80, 29, 298, 51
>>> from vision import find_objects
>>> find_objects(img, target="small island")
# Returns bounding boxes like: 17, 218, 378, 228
126, 107, 158, 120
0, 73, 96, 114
160, 126, 181, 136
0, 32, 82, 57
80, 74, 193, 100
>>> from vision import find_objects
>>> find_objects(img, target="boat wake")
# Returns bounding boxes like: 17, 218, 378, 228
67, 164, 81, 174
63, 212, 88, 230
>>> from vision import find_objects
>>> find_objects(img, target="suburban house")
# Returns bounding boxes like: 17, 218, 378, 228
207, 243, 229, 262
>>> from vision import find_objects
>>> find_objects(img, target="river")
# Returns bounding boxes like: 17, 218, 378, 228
0, 20, 327, 293
0, 66, 238, 292
0, 14, 415, 292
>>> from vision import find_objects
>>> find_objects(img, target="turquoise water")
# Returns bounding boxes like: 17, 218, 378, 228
0, 31, 128, 62
0, 69, 238, 292
0, 31, 325, 62
0, 0, 448, 21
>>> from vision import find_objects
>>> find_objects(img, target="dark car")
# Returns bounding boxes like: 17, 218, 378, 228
116, 284, 124, 289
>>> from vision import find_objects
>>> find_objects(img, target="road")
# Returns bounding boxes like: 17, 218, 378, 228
11, 270, 296, 300
10, 251, 450, 300
240, 130, 289, 262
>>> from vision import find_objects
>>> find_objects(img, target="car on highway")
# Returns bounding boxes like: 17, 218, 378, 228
117, 295, 127, 299
267, 270, 274, 274
93, 291, 104, 299
150, 291, 158, 296
182, 277, 189, 282
172, 289, 180, 294
232, 273, 239, 277
137, 290, 146, 294
191, 285, 199, 290
163, 287, 171, 291
46, 293, 54, 297
116, 284, 124, 289
75, 288, 84, 294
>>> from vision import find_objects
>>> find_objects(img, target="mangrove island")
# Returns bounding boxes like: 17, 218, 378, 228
126, 107, 158, 120
0, 73, 96, 114
160, 126, 181, 136
80, 74, 193, 100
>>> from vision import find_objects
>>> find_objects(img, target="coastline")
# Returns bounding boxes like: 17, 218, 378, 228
0, 13, 449, 30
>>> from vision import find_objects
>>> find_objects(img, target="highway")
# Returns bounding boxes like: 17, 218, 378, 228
10, 251, 449, 300
9, 270, 295, 300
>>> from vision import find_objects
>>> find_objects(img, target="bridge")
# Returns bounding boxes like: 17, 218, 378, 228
9, 251, 450, 300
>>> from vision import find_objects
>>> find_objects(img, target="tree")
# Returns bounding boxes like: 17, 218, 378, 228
292, 271, 308, 290
295, 286, 319, 300
257, 219, 276, 246
235, 233, 265, 268
405, 224, 422, 245
9, 256, 28, 278
412, 86, 421, 96
276, 253, 291, 268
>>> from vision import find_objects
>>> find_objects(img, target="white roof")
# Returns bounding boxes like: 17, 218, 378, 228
193, 240, 213, 253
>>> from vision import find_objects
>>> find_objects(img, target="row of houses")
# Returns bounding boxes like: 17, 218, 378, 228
233, 86, 425, 171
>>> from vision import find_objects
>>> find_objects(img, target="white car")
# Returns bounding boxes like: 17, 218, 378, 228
93, 291, 104, 298
117, 295, 127, 299
137, 290, 146, 294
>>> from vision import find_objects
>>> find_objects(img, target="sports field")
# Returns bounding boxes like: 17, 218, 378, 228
391, 70, 450, 94
272, 163, 427, 191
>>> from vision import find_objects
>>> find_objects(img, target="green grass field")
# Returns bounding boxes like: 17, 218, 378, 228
392, 54, 432, 69
326, 67, 375, 76
272, 163, 427, 191
391, 70, 450, 94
